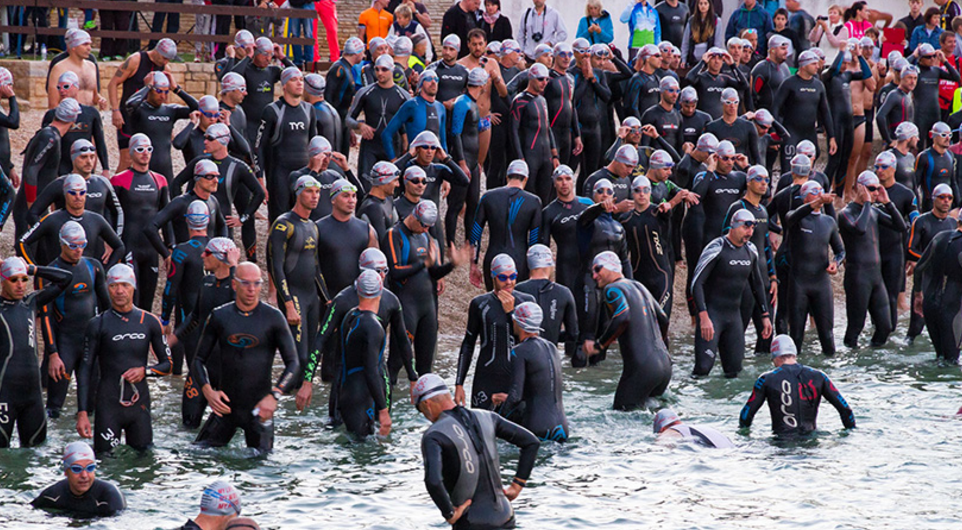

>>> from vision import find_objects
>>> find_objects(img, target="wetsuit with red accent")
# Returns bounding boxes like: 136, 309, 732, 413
111, 168, 171, 310
14, 125, 61, 239
510, 90, 558, 205
545, 69, 580, 166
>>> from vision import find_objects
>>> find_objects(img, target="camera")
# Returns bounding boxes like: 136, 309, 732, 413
532, 32, 543, 42
817, 15, 828, 20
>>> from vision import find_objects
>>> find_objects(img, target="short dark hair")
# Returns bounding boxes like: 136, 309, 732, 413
485, 0, 501, 7
773, 7, 789, 20
953, 15, 962, 33
941, 30, 957, 44
467, 28, 487, 42
925, 6, 941, 25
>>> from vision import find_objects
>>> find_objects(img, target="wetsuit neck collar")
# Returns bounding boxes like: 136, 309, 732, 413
235, 300, 259, 315
110, 306, 136, 317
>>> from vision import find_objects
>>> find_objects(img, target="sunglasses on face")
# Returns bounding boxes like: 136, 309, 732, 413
198, 173, 219, 180
66, 190, 86, 196
720, 156, 736, 162
865, 185, 880, 192
495, 273, 518, 282
237, 279, 263, 288
64, 241, 87, 250
68, 463, 97, 474
408, 178, 426, 185
936, 194, 954, 200
738, 221, 757, 228
132, 146, 153, 154
153, 88, 170, 95
592, 265, 604, 274
595, 188, 614, 196
418, 145, 438, 151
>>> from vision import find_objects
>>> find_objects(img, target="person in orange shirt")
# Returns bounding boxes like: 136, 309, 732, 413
359, 0, 395, 44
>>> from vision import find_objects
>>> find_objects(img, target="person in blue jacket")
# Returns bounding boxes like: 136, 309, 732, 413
620, 0, 661, 60
577, 0, 615, 45
726, 0, 774, 55
381, 69, 447, 159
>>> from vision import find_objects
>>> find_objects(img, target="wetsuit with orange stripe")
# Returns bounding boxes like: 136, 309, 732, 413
77, 306, 172, 454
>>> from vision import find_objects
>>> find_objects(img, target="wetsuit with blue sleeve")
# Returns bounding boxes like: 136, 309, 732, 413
596, 278, 672, 409
381, 95, 447, 159
41, 256, 108, 416
739, 362, 856, 436
503, 335, 569, 442
77, 306, 172, 454
470, 186, 543, 290
161, 235, 207, 374
0, 265, 71, 448
337, 308, 389, 438
449, 92, 482, 245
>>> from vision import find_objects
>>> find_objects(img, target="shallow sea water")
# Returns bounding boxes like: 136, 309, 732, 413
1, 314, 961, 529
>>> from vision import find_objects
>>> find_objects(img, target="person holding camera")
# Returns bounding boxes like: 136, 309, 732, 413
518, 0, 568, 63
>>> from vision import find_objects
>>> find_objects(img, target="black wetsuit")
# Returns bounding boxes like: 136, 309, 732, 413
31, 479, 125, 517
503, 335, 569, 442
427, 60, 469, 119
395, 152, 470, 248
19, 209, 124, 269
545, 69, 580, 165
28, 174, 123, 233
117, 51, 164, 150
457, 289, 535, 412
624, 70, 661, 121
172, 154, 264, 244
316, 213, 372, 295
691, 236, 769, 377
193, 301, 299, 453
878, 182, 917, 332
514, 278, 578, 358
230, 56, 295, 143
906, 212, 957, 340
268, 210, 328, 387
783, 203, 845, 355
914, 146, 957, 211
253, 99, 316, 222
888, 147, 917, 190
176, 268, 234, 429
346, 82, 410, 180
221, 100, 259, 259
325, 57, 360, 154
510, 90, 558, 204
705, 116, 761, 164
875, 86, 915, 146
78, 306, 172, 453
220, 100, 251, 161
913, 229, 962, 362
470, 186, 542, 290
770, 74, 835, 168
739, 362, 856, 436
111, 169, 170, 310
313, 99, 344, 154
0, 95, 20, 178
448, 92, 482, 244
640, 103, 685, 156
750, 58, 790, 111
838, 201, 906, 347
684, 60, 750, 119
680, 108, 713, 146
0, 266, 71, 448
383, 222, 452, 378
487, 63, 523, 189
915, 61, 960, 149
582, 168, 632, 203
14, 125, 61, 239
422, 406, 540, 530
596, 278, 673, 409
161, 235, 207, 375
622, 203, 676, 316
572, 68, 611, 180
822, 54, 871, 192
41, 104, 109, 176
123, 86, 199, 180
171, 121, 251, 170
723, 198, 775, 353
287, 167, 358, 221
336, 308, 389, 438
540, 196, 591, 291
144, 191, 227, 260
358, 194, 399, 241
41, 256, 109, 415
575, 203, 633, 364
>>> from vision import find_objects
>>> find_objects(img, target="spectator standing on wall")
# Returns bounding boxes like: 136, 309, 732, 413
315, 0, 341, 62
518, 0, 568, 64
480, 0, 513, 44
360, 0, 395, 44
577, 0, 615, 46
287, 0, 315, 70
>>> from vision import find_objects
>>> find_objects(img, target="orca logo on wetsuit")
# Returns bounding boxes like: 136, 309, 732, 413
88, 192, 103, 199
729, 260, 752, 266
113, 333, 146, 341
706, 87, 724, 93
227, 333, 260, 348
780, 379, 797, 428
450, 422, 476, 474
559, 214, 579, 224
715, 188, 741, 194
148, 115, 171, 121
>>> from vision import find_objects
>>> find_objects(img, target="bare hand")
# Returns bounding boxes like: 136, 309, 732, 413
827, 261, 838, 275
167, 333, 179, 346
876, 185, 891, 204
378, 407, 392, 436
504, 482, 523, 501
704, 153, 717, 173
489, 112, 502, 126
446, 500, 472, 524
441, 180, 451, 198
227, 246, 241, 266
469, 263, 483, 288
491, 392, 508, 406
285, 300, 301, 325
761, 317, 772, 339
112, 110, 125, 129
496, 289, 515, 313
573, 137, 584, 155
76, 412, 93, 438
296, 381, 313, 411
641, 124, 659, 138
226, 45, 236, 58
699, 312, 714, 341
48, 353, 67, 382
437, 277, 446, 295
331, 151, 350, 171
449, 243, 472, 267
205, 387, 232, 416
225, 215, 243, 228
0, 85, 14, 98
189, 110, 201, 125
358, 123, 376, 140
255, 393, 277, 421
454, 385, 466, 405
583, 340, 599, 356
9, 168, 19, 189
828, 138, 838, 155
122, 366, 146, 383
